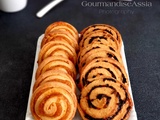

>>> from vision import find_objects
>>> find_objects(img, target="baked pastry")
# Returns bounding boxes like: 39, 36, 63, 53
77, 43, 123, 72
30, 82, 77, 120
79, 30, 120, 51
78, 77, 133, 120
41, 30, 79, 52
36, 56, 77, 80
38, 40, 77, 65
33, 69, 76, 92
44, 21, 79, 42
80, 24, 122, 48
78, 57, 128, 89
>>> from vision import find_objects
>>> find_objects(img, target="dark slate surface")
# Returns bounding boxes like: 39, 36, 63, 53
0, 0, 160, 119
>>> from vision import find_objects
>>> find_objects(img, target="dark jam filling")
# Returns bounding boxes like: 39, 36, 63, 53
104, 29, 113, 35
105, 68, 116, 79
87, 85, 112, 109
107, 53, 119, 62
109, 46, 116, 52
82, 66, 116, 86
83, 82, 128, 120
92, 28, 100, 31
89, 36, 107, 44
76, 77, 80, 84
102, 60, 127, 84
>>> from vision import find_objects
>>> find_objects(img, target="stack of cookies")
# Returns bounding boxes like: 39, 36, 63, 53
77, 24, 133, 120
30, 21, 79, 120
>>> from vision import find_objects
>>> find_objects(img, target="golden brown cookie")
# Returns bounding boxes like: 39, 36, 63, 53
30, 82, 77, 120
33, 69, 76, 92
36, 56, 77, 80
80, 24, 122, 47
44, 21, 79, 42
78, 77, 132, 120
79, 58, 128, 90
41, 30, 79, 51
38, 40, 77, 65
77, 43, 122, 72
79, 30, 120, 52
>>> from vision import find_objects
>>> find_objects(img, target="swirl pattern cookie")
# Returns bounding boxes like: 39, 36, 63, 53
80, 24, 122, 48
41, 28, 79, 52
38, 40, 77, 65
33, 69, 76, 92
78, 43, 123, 72
78, 77, 133, 120
79, 30, 120, 51
79, 57, 128, 89
30, 82, 77, 120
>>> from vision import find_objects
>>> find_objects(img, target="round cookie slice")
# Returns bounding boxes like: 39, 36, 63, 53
80, 24, 122, 48
78, 43, 122, 71
78, 76, 133, 120
41, 30, 79, 51
79, 57, 128, 89
79, 30, 120, 51
33, 69, 76, 92
38, 40, 77, 65
79, 47, 123, 72
36, 56, 77, 80
44, 21, 79, 42
30, 82, 77, 120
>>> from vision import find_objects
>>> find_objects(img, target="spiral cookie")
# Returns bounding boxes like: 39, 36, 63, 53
38, 40, 77, 65
78, 77, 133, 120
30, 82, 77, 120
79, 30, 120, 51
44, 21, 79, 42
77, 43, 123, 72
36, 56, 77, 80
41, 30, 79, 52
78, 58, 128, 89
80, 24, 122, 48
33, 69, 76, 92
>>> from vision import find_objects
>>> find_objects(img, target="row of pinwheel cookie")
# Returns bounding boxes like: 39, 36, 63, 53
30, 21, 79, 120
77, 24, 133, 120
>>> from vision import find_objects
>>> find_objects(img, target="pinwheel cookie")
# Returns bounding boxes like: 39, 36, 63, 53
38, 40, 77, 65
78, 57, 128, 89
33, 69, 76, 92
41, 21, 79, 51
79, 30, 120, 52
35, 56, 77, 80
44, 21, 79, 42
78, 77, 133, 120
30, 82, 77, 120
77, 43, 123, 72
80, 24, 122, 49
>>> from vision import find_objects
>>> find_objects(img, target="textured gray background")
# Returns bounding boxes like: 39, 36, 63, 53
0, 0, 160, 119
